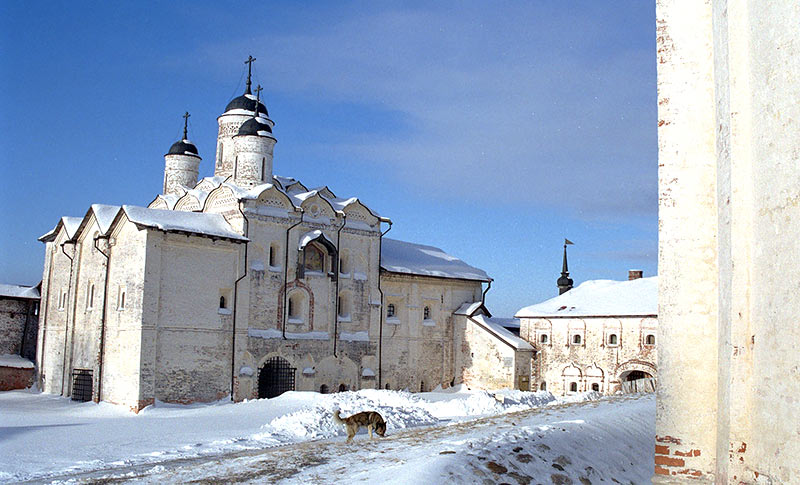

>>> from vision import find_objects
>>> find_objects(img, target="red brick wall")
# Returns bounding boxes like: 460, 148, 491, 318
0, 366, 34, 391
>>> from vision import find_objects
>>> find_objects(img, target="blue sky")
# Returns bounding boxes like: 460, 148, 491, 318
0, 1, 657, 317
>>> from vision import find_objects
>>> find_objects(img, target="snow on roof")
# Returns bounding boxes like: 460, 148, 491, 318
515, 276, 658, 318
0, 284, 40, 300
361, 367, 375, 377
381, 239, 491, 282
121, 205, 247, 242
0, 354, 34, 369
91, 204, 121, 233
38, 216, 83, 241
491, 317, 520, 330
471, 315, 534, 351
298, 229, 335, 250
454, 301, 489, 317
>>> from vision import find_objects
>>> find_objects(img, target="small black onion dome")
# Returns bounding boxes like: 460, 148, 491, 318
165, 139, 200, 158
557, 275, 573, 287
237, 117, 273, 136
224, 94, 268, 117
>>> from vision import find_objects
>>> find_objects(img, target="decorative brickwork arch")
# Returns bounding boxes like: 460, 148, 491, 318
277, 279, 315, 330
615, 359, 656, 382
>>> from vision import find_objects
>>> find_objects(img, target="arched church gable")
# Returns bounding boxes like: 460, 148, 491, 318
562, 363, 582, 378
276, 279, 315, 330
253, 186, 294, 212
195, 178, 221, 192
343, 201, 379, 230
300, 193, 336, 221
148, 196, 169, 210
203, 186, 244, 230
585, 363, 604, 378
175, 194, 201, 212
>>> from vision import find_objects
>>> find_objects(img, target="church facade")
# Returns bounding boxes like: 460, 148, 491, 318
35, 65, 517, 412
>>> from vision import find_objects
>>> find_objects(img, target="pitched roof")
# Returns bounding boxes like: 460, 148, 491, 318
471, 315, 533, 351
120, 205, 247, 242
515, 276, 658, 318
381, 238, 491, 282
0, 283, 40, 300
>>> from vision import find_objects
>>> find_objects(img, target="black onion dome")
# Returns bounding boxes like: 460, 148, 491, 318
557, 275, 573, 287
224, 93, 268, 117
166, 139, 200, 158
237, 117, 273, 136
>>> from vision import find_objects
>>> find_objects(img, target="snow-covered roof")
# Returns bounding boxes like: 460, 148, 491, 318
0, 354, 34, 369
381, 239, 491, 282
515, 276, 658, 318
121, 205, 247, 242
90, 204, 121, 234
298, 230, 335, 250
454, 301, 490, 317
0, 284, 40, 300
39, 216, 83, 242
471, 315, 534, 351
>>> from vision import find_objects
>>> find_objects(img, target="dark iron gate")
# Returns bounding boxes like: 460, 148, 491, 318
71, 369, 93, 402
258, 357, 296, 399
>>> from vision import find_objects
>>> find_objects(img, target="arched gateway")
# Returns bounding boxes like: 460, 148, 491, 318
258, 357, 296, 399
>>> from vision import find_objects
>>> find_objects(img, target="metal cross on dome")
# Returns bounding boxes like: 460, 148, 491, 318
182, 111, 190, 140
245, 55, 256, 94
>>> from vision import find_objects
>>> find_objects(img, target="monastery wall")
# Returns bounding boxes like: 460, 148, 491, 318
520, 316, 656, 396
380, 273, 481, 391
38, 233, 74, 394
62, 217, 109, 401
656, 1, 800, 482
140, 230, 242, 405
100, 220, 148, 411
0, 298, 34, 357
455, 315, 521, 390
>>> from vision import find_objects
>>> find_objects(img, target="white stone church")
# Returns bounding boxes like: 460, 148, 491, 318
35, 62, 532, 411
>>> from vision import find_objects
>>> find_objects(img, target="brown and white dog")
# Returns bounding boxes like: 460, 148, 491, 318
333, 409, 387, 443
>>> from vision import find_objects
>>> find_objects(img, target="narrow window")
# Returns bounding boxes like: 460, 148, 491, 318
261, 157, 266, 181
387, 303, 395, 318
592, 383, 600, 392
118, 288, 126, 310
219, 295, 227, 309
573, 334, 582, 345
319, 384, 329, 394
338, 383, 347, 392
288, 298, 295, 318
384, 383, 390, 390
540, 382, 547, 391
58, 288, 66, 310
570, 382, 578, 392
218, 142, 224, 166
269, 245, 276, 267
87, 284, 95, 309
540, 334, 548, 344
423, 306, 431, 320
420, 381, 425, 392
609, 334, 618, 345
646, 334, 656, 345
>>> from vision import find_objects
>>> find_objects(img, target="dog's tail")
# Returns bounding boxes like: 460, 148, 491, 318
333, 409, 344, 425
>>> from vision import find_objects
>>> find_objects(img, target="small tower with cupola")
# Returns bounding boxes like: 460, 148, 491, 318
163, 111, 201, 196
232, 84, 276, 186
215, 56, 275, 180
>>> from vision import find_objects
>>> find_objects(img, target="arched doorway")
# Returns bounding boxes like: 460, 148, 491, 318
258, 357, 296, 399
621, 370, 652, 382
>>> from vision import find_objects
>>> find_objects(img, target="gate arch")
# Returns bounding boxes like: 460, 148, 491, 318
258, 356, 297, 399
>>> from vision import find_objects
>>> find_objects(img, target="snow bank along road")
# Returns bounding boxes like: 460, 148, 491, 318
1, 388, 654, 484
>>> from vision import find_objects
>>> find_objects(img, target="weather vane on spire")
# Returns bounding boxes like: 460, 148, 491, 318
182, 111, 190, 140
245, 55, 256, 94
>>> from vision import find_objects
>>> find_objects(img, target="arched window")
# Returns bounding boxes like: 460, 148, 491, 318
646, 334, 656, 345
570, 382, 578, 392
420, 381, 425, 392
573, 334, 582, 345
339, 250, 349, 275
540, 382, 547, 391
319, 384, 329, 394
540, 334, 548, 344
219, 295, 227, 309
218, 142, 224, 166
384, 383, 390, 390
592, 383, 600, 392
338, 383, 348, 392
608, 334, 618, 345
288, 292, 305, 323
338, 292, 350, 319
423, 306, 431, 320
387, 303, 395, 318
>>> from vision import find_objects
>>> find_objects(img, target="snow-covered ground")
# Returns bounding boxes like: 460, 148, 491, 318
0, 388, 655, 484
